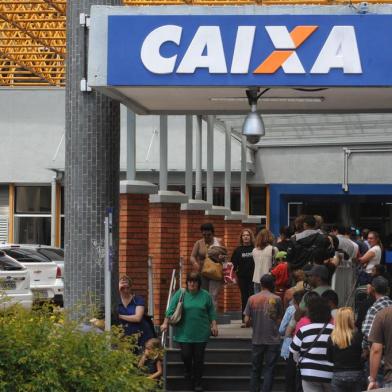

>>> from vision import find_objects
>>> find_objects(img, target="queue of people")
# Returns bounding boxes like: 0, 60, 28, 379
116, 216, 391, 392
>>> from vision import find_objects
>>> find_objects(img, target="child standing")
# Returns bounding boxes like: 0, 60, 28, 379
138, 338, 163, 381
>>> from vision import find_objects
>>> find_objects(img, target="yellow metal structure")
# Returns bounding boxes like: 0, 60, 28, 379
0, 0, 66, 86
1, 0, 392, 86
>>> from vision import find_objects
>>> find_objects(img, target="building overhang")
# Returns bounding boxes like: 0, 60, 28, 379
88, 5, 392, 115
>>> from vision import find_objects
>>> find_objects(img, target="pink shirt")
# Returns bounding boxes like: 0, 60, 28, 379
294, 316, 311, 336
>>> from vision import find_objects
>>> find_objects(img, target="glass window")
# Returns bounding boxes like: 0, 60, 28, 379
249, 187, 267, 215
14, 216, 51, 245
0, 254, 23, 271
15, 186, 51, 214
2, 248, 50, 263
38, 248, 64, 261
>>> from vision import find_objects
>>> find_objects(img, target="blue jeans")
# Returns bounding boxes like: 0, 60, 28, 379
250, 344, 280, 392
331, 370, 363, 392
254, 283, 261, 294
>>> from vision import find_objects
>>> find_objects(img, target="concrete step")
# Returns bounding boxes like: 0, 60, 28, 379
166, 348, 252, 363
167, 361, 286, 378
166, 375, 285, 391
169, 337, 252, 350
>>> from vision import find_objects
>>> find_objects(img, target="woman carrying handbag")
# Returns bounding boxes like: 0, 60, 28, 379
161, 272, 218, 392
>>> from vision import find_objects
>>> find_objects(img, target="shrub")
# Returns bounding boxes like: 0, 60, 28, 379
0, 304, 158, 392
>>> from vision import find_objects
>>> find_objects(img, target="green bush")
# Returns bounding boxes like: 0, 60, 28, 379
0, 304, 159, 392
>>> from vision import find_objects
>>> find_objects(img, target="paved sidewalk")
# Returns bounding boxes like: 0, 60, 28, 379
215, 319, 252, 339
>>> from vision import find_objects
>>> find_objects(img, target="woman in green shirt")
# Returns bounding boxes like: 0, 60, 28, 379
161, 272, 218, 392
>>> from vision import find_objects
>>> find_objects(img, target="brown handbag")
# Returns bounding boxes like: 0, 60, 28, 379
201, 256, 223, 281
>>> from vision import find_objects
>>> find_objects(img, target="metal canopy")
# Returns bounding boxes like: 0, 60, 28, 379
88, 5, 392, 114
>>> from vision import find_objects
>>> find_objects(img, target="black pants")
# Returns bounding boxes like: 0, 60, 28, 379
237, 276, 254, 319
285, 354, 303, 392
179, 342, 207, 387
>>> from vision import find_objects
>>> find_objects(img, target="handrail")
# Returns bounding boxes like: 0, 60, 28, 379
147, 256, 154, 317
161, 269, 177, 348
162, 268, 177, 392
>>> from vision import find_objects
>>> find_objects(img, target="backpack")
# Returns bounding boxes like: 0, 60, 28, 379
287, 232, 334, 270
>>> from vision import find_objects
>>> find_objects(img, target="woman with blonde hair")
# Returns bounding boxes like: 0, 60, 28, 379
252, 228, 277, 293
231, 228, 255, 326
327, 307, 364, 392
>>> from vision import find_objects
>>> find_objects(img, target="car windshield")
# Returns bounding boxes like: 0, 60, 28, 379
2, 249, 51, 263
37, 248, 64, 261
0, 254, 24, 271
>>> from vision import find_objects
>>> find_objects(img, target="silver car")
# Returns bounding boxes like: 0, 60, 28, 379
0, 246, 63, 304
0, 251, 33, 310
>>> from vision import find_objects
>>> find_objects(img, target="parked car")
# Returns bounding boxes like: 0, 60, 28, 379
0, 250, 33, 310
0, 245, 63, 305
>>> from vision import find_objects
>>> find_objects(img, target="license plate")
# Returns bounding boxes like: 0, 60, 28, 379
0, 281, 16, 290
33, 290, 48, 299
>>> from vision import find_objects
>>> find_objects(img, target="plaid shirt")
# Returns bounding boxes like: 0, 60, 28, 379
362, 296, 392, 349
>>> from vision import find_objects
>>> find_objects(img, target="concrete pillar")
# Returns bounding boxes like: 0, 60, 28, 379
224, 212, 247, 314
119, 181, 157, 302
159, 115, 168, 191
149, 192, 188, 324
206, 115, 215, 204
224, 125, 231, 210
185, 115, 193, 198
126, 110, 136, 181
241, 136, 247, 213
195, 116, 203, 201
64, 0, 121, 316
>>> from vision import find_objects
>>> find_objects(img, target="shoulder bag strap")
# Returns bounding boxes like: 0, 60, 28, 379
298, 322, 329, 364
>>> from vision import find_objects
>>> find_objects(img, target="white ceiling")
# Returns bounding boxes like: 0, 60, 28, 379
108, 86, 392, 115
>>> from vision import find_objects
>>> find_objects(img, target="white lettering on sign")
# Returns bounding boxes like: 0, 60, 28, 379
230, 26, 256, 74
139, 24, 362, 75
311, 26, 362, 74
140, 25, 182, 74
177, 26, 227, 73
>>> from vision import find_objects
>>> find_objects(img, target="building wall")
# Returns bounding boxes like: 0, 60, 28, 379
0, 88, 247, 184
252, 145, 392, 185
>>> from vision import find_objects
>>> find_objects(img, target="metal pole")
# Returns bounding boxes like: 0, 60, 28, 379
50, 176, 57, 246
224, 125, 231, 209
147, 256, 153, 317
126, 109, 136, 181
206, 115, 215, 205
240, 136, 247, 213
104, 209, 113, 333
195, 115, 203, 200
185, 115, 193, 198
159, 115, 168, 191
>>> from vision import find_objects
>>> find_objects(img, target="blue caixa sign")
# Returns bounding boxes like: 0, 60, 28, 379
107, 14, 392, 87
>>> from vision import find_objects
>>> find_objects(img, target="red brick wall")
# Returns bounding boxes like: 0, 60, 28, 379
119, 194, 150, 301
179, 210, 206, 286
149, 203, 181, 324
224, 220, 243, 313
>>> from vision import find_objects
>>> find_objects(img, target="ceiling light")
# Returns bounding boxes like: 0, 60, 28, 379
210, 96, 325, 103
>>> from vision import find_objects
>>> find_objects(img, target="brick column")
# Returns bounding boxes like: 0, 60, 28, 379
119, 181, 157, 302
179, 200, 211, 287
242, 215, 264, 238
224, 212, 246, 315
205, 206, 231, 314
149, 191, 188, 324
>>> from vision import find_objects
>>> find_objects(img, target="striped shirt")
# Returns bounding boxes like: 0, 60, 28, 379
290, 322, 334, 383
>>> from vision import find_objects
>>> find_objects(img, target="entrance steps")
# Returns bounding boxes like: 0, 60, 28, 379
165, 319, 286, 391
